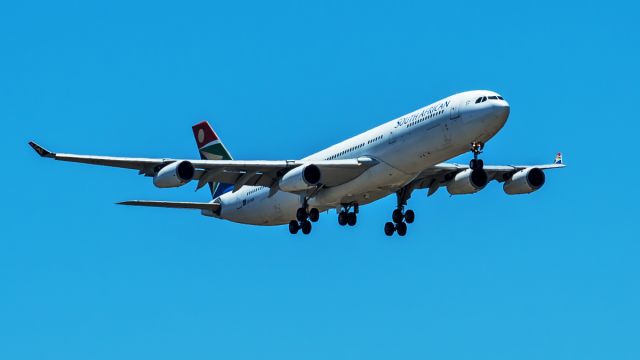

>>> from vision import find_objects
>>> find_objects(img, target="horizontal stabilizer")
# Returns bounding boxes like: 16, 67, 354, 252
117, 200, 220, 211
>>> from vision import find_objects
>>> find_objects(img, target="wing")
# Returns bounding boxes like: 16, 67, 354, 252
28, 142, 377, 192
413, 156, 566, 196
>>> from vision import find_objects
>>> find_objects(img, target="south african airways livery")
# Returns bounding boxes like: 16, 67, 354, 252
30, 90, 565, 236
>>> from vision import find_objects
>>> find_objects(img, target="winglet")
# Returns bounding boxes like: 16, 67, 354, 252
554, 152, 563, 165
28, 141, 55, 158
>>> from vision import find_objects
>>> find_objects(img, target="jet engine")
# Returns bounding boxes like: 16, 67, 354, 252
503, 167, 545, 195
153, 161, 195, 188
446, 169, 488, 195
279, 164, 322, 192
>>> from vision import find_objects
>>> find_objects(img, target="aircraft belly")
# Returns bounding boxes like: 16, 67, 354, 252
310, 162, 414, 207
219, 191, 298, 226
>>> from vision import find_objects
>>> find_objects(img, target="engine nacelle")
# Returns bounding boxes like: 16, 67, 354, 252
446, 169, 488, 195
279, 164, 322, 192
503, 167, 545, 195
153, 161, 195, 188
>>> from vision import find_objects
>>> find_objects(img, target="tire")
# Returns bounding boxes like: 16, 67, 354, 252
309, 208, 320, 222
392, 209, 404, 224
469, 159, 477, 170
347, 212, 357, 226
396, 222, 407, 236
301, 220, 312, 235
476, 159, 484, 170
404, 209, 415, 224
288, 220, 299, 234
384, 222, 395, 236
338, 211, 348, 226
296, 208, 308, 222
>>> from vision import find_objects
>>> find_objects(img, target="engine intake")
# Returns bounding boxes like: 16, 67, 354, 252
153, 161, 195, 188
503, 167, 545, 195
279, 164, 322, 192
446, 169, 488, 195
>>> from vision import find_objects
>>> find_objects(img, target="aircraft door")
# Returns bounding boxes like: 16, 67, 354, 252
441, 122, 452, 148
449, 98, 461, 119
387, 129, 396, 145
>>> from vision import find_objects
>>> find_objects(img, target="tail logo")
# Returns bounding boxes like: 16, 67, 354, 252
192, 121, 234, 199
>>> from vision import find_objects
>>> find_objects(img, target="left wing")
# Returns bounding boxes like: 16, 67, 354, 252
412, 154, 566, 196
28, 141, 377, 192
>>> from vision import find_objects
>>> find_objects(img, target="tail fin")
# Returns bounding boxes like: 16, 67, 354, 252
192, 121, 234, 199
554, 152, 563, 165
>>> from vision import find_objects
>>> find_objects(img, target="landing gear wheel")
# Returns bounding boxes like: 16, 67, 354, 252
470, 159, 484, 170
384, 222, 395, 236
301, 220, 312, 235
296, 208, 308, 222
338, 211, 348, 226
392, 209, 404, 224
347, 212, 357, 226
396, 222, 407, 236
309, 208, 320, 222
404, 210, 415, 224
289, 220, 300, 234
470, 142, 485, 170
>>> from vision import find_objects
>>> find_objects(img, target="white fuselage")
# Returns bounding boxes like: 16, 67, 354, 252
207, 90, 510, 225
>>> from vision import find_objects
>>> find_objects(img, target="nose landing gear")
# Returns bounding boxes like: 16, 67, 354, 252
469, 141, 485, 170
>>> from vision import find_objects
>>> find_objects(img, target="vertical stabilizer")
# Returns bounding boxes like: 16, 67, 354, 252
191, 121, 234, 199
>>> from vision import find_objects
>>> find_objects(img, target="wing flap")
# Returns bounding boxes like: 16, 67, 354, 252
54, 153, 169, 170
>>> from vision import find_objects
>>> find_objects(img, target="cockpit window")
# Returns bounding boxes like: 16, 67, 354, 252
476, 95, 504, 103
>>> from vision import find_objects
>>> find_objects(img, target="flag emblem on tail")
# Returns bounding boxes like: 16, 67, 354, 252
192, 121, 234, 199
554, 152, 563, 165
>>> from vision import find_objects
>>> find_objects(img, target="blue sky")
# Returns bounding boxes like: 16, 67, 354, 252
2, 1, 639, 359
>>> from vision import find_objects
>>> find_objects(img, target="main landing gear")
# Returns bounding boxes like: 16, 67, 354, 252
289, 204, 320, 235
384, 208, 415, 236
338, 203, 358, 227
469, 141, 485, 170
384, 185, 415, 237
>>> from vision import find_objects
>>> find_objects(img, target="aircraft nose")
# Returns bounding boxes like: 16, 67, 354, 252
495, 100, 510, 124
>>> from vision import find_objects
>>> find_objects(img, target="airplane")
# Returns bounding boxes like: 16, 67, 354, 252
29, 90, 565, 236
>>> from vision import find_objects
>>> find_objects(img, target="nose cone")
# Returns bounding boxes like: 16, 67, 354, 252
477, 99, 510, 138
487, 100, 511, 129
493, 100, 510, 126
